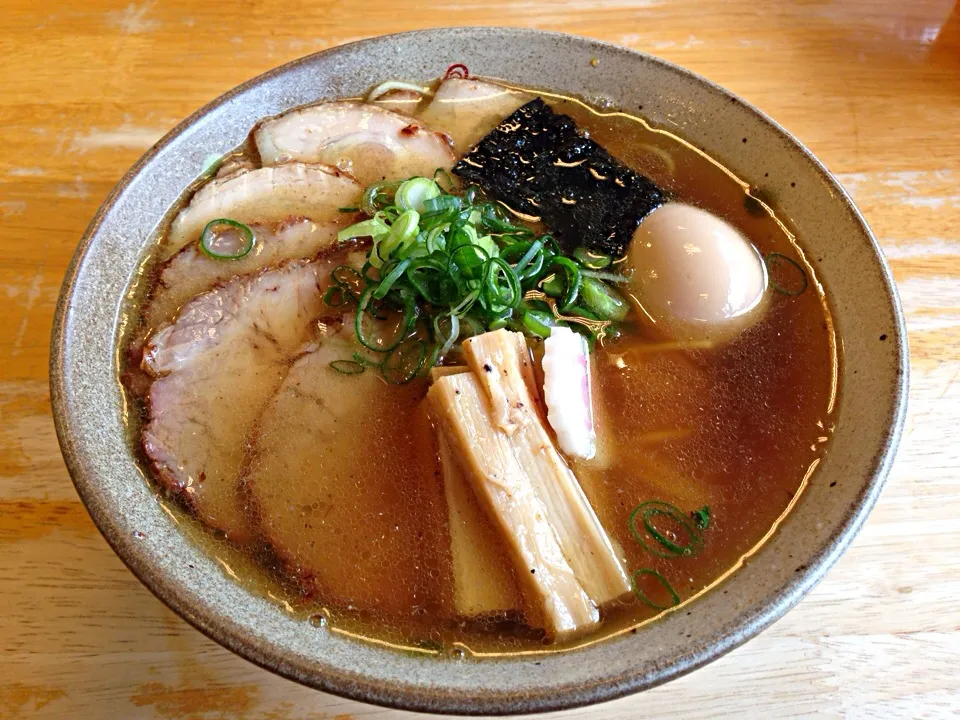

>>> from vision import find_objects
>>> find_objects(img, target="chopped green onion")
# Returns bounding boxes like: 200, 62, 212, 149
433, 313, 461, 356
331, 265, 364, 300
407, 257, 453, 306
423, 194, 461, 215
425, 225, 449, 254
422, 344, 442, 371
433, 167, 457, 192
580, 276, 630, 321
396, 177, 441, 213
574, 247, 612, 269
449, 243, 489, 283
692, 505, 711, 530
374, 209, 419, 265
540, 273, 564, 298
629, 501, 704, 558
374, 258, 413, 299
543, 256, 581, 311
338, 206, 360, 213
450, 288, 480, 316
332, 265, 362, 283
566, 305, 601, 321
338, 216, 390, 243
506, 237, 547, 281
329, 360, 365, 375
324, 285, 348, 307
522, 309, 561, 338
633, 569, 681, 610
381, 339, 428, 384
581, 268, 632, 283
355, 286, 415, 352
482, 257, 522, 311
200, 219, 255, 260
766, 252, 808, 296
361, 261, 380, 286
480, 203, 535, 236
361, 180, 400, 215
321, 174, 640, 377
351, 351, 384, 367
475, 234, 499, 258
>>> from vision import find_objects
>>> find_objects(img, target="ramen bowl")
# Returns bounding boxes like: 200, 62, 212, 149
50, 27, 907, 715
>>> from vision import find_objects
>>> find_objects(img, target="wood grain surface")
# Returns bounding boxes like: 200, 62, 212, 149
2, 0, 959, 718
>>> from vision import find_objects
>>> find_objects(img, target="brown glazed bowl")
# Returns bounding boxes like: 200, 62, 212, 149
51, 28, 908, 715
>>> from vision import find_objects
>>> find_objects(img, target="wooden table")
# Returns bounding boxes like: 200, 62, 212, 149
3, 1, 959, 717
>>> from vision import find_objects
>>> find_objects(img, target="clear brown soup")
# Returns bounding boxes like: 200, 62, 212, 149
121, 82, 838, 658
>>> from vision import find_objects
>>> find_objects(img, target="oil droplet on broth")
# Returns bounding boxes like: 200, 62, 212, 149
447, 643, 469, 662
308, 610, 330, 628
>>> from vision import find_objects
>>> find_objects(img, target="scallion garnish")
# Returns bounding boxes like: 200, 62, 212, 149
633, 569, 681, 610
361, 180, 401, 216
580, 268, 632, 283
329, 359, 365, 375
629, 500, 704, 558
355, 286, 416, 352
381, 339, 428, 384
580, 276, 630, 321
323, 285, 349, 307
327, 173, 633, 376
542, 256, 581, 311
574, 247, 613, 269
396, 177, 442, 213
692, 505, 711, 530
433, 167, 457, 193
522, 309, 559, 338
200, 218, 255, 260
766, 252, 808, 296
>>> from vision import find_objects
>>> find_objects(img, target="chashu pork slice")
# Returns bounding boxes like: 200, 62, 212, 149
244, 321, 448, 616
142, 259, 333, 541
166, 162, 361, 256
371, 88, 425, 115
254, 102, 456, 186
143, 217, 355, 337
418, 77, 531, 152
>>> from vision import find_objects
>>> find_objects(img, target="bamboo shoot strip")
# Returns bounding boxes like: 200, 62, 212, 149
429, 366, 523, 619
437, 431, 523, 618
462, 330, 632, 606
428, 373, 599, 639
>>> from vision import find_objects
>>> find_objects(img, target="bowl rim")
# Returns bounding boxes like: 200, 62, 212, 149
50, 26, 909, 715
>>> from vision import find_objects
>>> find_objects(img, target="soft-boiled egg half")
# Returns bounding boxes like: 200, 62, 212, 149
628, 203, 768, 342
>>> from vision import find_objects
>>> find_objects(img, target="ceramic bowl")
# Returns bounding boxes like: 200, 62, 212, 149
50, 27, 908, 715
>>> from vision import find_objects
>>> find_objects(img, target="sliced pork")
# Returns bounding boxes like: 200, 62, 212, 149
244, 322, 448, 615
419, 77, 531, 152
143, 217, 350, 336
142, 259, 335, 541
254, 102, 456, 186
371, 88, 425, 115
166, 163, 361, 256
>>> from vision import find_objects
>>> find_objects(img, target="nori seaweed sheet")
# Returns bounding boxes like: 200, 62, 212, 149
453, 98, 665, 258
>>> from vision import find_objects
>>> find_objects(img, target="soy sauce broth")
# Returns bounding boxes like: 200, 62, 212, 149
120, 81, 839, 658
